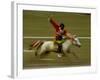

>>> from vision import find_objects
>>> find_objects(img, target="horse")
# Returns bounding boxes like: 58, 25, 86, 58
29, 35, 81, 58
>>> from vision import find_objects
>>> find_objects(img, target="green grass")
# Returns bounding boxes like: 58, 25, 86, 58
23, 10, 91, 69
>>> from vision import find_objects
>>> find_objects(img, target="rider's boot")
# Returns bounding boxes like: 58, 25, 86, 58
57, 44, 62, 53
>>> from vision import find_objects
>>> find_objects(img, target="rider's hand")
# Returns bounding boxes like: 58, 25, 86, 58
48, 17, 50, 21
48, 15, 53, 21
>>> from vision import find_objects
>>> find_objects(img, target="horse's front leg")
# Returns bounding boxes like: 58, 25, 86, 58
71, 51, 80, 60
62, 49, 73, 62
67, 48, 71, 53
67, 48, 80, 61
61, 47, 70, 56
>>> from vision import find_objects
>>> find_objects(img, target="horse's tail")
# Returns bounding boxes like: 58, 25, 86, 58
29, 40, 44, 50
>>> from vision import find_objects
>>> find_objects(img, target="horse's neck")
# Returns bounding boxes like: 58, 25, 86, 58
63, 39, 72, 47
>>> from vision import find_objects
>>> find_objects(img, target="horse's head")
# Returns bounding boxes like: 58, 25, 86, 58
72, 35, 81, 48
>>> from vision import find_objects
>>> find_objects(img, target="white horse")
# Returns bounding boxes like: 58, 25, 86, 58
34, 35, 81, 58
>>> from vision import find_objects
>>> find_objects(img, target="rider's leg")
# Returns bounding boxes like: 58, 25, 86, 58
55, 36, 63, 53
57, 43, 62, 53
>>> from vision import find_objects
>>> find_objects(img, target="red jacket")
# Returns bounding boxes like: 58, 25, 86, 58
50, 18, 67, 36
49, 18, 74, 40
50, 18, 60, 32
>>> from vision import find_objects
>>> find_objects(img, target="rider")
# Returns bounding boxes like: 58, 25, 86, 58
49, 17, 74, 53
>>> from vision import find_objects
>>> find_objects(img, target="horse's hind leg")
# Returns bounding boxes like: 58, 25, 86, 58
34, 49, 38, 56
29, 44, 33, 50
37, 48, 46, 57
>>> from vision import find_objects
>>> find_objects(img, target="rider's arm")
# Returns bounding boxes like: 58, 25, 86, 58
49, 17, 60, 32
65, 30, 74, 40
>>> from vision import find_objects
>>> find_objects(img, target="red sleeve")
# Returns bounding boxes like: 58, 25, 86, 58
64, 30, 67, 36
50, 18, 60, 32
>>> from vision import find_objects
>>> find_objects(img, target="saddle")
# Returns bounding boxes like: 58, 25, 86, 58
53, 39, 65, 53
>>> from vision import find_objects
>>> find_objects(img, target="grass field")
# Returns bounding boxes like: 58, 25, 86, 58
23, 10, 91, 69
